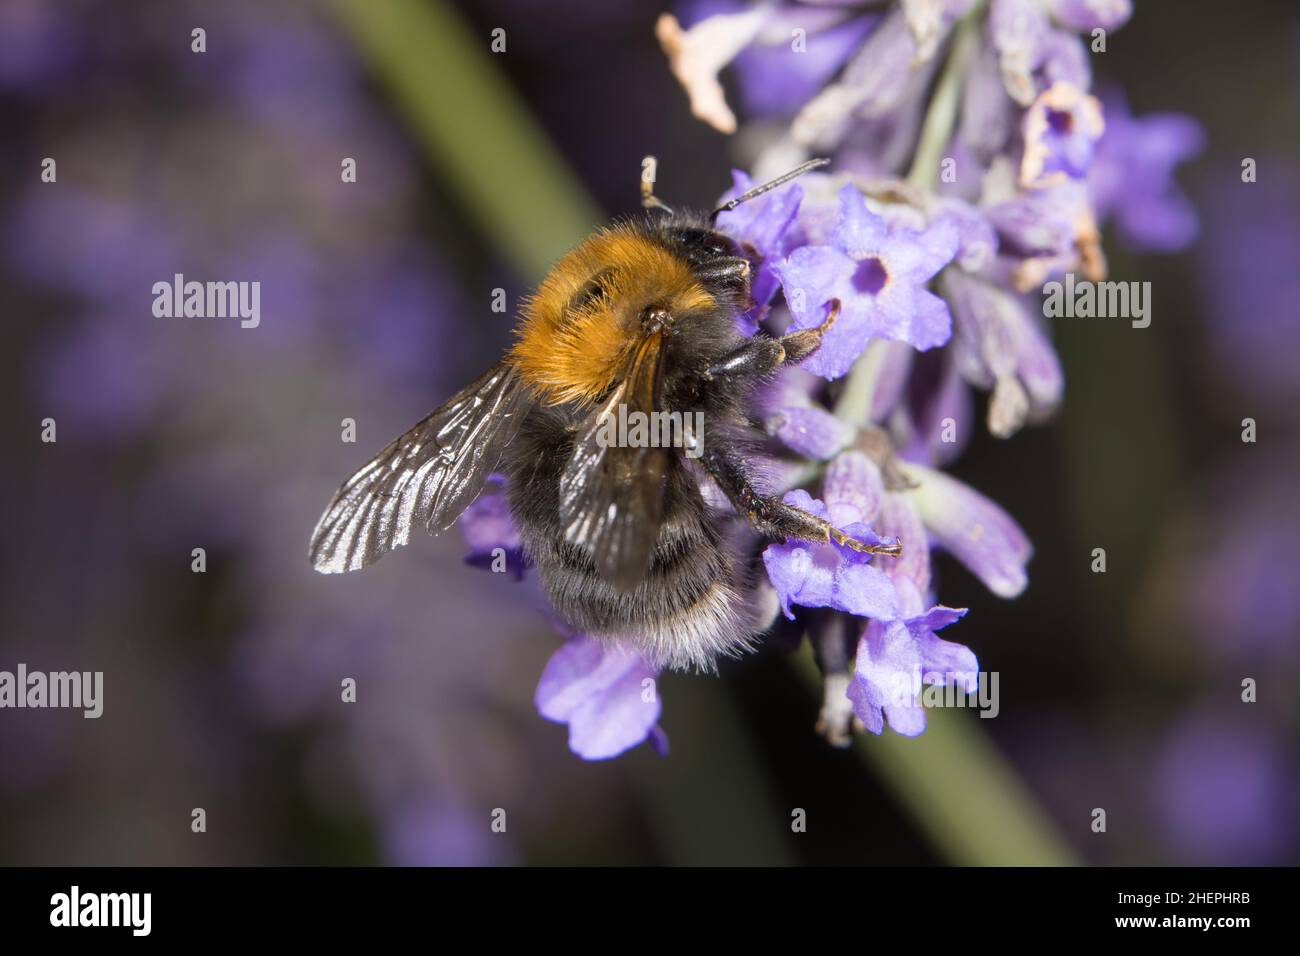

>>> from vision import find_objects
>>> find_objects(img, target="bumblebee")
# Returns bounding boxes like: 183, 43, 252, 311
309, 159, 900, 670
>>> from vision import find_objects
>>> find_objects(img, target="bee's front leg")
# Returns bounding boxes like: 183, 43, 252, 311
703, 298, 841, 383
774, 297, 840, 365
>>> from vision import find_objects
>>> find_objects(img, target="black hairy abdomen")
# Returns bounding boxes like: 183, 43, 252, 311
503, 407, 735, 632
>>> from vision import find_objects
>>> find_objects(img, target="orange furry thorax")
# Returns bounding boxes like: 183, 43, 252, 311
507, 225, 715, 406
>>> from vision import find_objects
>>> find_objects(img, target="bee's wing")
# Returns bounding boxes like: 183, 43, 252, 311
558, 333, 668, 591
309, 361, 531, 574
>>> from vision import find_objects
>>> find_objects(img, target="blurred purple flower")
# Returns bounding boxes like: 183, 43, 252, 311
1089, 90, 1204, 253
7, 189, 187, 307
988, 0, 1050, 106
0, 0, 548, 863
384, 801, 515, 867
0, 0, 83, 91
1198, 164, 1300, 400
1047, 0, 1132, 33
734, 8, 879, 117
535, 636, 664, 760
459, 478, 527, 579
1154, 709, 1295, 865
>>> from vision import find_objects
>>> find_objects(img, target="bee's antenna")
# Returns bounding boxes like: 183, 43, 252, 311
640, 155, 675, 216
710, 158, 829, 222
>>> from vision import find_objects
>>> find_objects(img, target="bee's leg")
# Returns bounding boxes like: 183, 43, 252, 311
700, 438, 901, 557
774, 297, 840, 365
703, 298, 841, 383
696, 256, 755, 308
703, 336, 786, 384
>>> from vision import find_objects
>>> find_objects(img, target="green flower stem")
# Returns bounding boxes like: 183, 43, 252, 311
831, 339, 888, 425
334, 0, 1077, 866
331, 0, 601, 281
793, 648, 1078, 866
907, 3, 981, 191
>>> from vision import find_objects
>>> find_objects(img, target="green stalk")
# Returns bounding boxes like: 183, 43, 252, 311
331, 0, 600, 280
793, 649, 1077, 866
826, 0, 1076, 866
907, 2, 980, 191
333, 0, 1077, 867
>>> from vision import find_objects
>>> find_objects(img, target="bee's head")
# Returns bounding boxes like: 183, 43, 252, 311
663, 224, 752, 303
631, 156, 829, 310
510, 225, 719, 405
669, 225, 741, 265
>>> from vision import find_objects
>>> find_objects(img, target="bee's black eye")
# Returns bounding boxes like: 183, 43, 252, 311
675, 228, 738, 262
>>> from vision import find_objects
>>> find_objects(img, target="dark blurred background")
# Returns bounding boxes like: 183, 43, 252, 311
0, 0, 1296, 865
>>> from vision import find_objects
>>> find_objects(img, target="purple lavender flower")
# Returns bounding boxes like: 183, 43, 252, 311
1089, 90, 1204, 253
1020, 81, 1105, 188
732, 8, 879, 117
773, 184, 959, 378
715, 170, 805, 333
645, 0, 1198, 755
933, 197, 999, 273
791, 9, 928, 148
1037, 28, 1091, 92
940, 267, 1063, 437
985, 178, 1105, 291
892, 349, 974, 465
906, 463, 1033, 598
457, 476, 665, 759
768, 405, 856, 460
535, 636, 664, 760
1046, 0, 1132, 33
988, 0, 1050, 106
458, 478, 528, 579
848, 605, 973, 736
782, 449, 980, 738
763, 489, 899, 620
